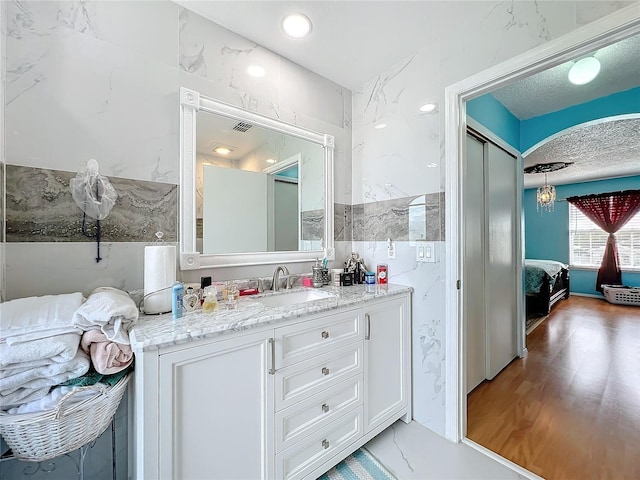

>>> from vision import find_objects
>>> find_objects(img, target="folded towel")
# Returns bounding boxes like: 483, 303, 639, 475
0, 386, 52, 409
0, 292, 84, 343
0, 332, 81, 367
80, 330, 133, 375
5, 385, 103, 415
72, 287, 138, 345
0, 349, 89, 395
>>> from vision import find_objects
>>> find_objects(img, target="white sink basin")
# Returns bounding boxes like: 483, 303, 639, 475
253, 289, 334, 308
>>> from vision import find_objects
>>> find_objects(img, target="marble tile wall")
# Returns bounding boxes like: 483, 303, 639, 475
6, 165, 177, 243
351, 193, 444, 243
351, 0, 630, 437
3, 1, 352, 301
300, 209, 324, 241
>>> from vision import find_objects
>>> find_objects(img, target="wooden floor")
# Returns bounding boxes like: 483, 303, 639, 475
467, 296, 640, 480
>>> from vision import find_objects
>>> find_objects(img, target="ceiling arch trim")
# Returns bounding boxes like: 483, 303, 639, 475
522, 113, 640, 157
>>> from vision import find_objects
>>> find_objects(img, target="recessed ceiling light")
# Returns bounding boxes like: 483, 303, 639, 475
282, 13, 312, 38
568, 57, 601, 85
247, 65, 266, 77
374, 123, 387, 129
266, 158, 276, 164
427, 162, 438, 168
419, 103, 436, 113
214, 147, 231, 155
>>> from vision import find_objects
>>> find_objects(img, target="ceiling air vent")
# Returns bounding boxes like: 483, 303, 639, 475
232, 121, 253, 133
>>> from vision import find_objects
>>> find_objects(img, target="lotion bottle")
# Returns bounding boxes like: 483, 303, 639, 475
172, 282, 184, 319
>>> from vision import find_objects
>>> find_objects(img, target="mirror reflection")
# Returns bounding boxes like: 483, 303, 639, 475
195, 110, 325, 255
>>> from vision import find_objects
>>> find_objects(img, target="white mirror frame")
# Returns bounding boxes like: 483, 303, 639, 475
179, 87, 335, 270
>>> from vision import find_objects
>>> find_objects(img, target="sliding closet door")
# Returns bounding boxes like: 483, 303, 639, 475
464, 134, 486, 393
485, 142, 517, 379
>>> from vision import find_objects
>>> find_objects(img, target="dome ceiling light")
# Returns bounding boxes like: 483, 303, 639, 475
568, 57, 601, 85
282, 13, 312, 38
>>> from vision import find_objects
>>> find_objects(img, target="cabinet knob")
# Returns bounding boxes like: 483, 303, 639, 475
322, 403, 330, 413
322, 367, 330, 376
321, 330, 330, 339
322, 439, 330, 449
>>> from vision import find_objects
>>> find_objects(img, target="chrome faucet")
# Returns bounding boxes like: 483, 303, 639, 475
272, 266, 290, 291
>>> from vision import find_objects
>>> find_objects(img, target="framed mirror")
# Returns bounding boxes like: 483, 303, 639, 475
179, 88, 335, 270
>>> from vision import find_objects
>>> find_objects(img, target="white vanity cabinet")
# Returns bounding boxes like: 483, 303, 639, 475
156, 330, 274, 480
364, 296, 410, 433
132, 290, 411, 480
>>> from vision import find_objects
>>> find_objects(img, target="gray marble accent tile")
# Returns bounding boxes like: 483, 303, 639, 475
301, 209, 324, 241
6, 165, 177, 243
352, 203, 365, 242
351, 192, 444, 242
1, 162, 5, 243
334, 203, 352, 242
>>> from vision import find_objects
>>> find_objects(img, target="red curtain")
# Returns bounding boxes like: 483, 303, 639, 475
567, 190, 640, 293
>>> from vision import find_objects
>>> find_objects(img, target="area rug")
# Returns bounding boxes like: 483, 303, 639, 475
526, 312, 549, 335
317, 448, 396, 480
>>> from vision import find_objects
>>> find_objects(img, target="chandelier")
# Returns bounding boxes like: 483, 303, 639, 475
537, 173, 556, 212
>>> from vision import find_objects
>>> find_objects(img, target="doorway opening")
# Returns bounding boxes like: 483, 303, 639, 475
444, 4, 639, 474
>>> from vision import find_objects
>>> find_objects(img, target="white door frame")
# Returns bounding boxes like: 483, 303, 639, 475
444, 5, 640, 443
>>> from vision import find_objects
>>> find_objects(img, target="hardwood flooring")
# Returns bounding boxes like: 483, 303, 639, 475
467, 296, 640, 480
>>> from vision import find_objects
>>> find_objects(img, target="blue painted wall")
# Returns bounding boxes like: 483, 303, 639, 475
467, 94, 520, 150
521, 86, 640, 152
524, 175, 640, 295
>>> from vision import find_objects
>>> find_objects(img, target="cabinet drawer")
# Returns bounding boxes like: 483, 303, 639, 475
275, 343, 363, 411
276, 406, 363, 480
275, 374, 363, 453
275, 309, 362, 368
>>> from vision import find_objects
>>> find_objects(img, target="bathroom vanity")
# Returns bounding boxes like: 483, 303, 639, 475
130, 284, 412, 479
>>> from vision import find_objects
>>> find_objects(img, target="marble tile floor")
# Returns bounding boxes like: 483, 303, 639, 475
364, 420, 531, 480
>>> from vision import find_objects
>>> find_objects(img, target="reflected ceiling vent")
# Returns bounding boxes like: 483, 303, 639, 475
232, 121, 253, 133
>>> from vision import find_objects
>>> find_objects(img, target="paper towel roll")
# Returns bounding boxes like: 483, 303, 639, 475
144, 245, 176, 314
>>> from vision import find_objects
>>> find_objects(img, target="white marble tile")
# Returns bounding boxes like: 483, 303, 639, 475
7, 0, 178, 67
5, 25, 179, 183
5, 242, 148, 301
576, 1, 637, 26
365, 420, 529, 480
352, 240, 446, 435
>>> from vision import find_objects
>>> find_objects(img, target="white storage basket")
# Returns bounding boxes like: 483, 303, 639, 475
602, 285, 640, 306
0, 373, 130, 462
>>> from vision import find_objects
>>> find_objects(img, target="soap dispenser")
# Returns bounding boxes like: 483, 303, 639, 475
312, 258, 323, 288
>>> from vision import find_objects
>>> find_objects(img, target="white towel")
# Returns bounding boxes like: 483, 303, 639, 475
0, 386, 52, 409
5, 384, 103, 414
0, 332, 81, 367
0, 292, 84, 343
0, 349, 89, 394
72, 287, 138, 345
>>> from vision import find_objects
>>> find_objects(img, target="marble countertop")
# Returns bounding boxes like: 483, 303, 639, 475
130, 283, 412, 352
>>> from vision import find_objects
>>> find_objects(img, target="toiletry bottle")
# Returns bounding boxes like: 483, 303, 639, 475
312, 258, 323, 288
172, 282, 184, 319
202, 285, 219, 313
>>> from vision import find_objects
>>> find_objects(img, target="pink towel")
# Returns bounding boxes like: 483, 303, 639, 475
80, 330, 133, 375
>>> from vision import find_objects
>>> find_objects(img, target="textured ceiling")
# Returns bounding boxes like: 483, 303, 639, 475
523, 117, 640, 188
492, 35, 640, 120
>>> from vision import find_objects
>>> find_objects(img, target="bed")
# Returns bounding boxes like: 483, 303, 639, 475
525, 259, 570, 315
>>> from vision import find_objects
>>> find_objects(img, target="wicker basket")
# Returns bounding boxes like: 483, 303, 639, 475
0, 373, 130, 462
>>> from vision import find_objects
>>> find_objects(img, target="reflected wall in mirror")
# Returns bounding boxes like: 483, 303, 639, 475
180, 88, 335, 270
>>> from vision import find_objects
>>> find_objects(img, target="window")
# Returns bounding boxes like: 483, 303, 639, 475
569, 204, 640, 268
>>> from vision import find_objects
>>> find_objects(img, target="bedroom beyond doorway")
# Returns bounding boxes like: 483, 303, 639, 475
466, 295, 640, 479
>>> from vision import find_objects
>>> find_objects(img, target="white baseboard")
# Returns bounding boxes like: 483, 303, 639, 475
462, 438, 544, 480
569, 292, 604, 299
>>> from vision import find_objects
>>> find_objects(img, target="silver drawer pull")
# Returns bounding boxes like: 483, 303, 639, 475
322, 403, 330, 413
322, 439, 329, 449
322, 367, 330, 376
321, 330, 330, 339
